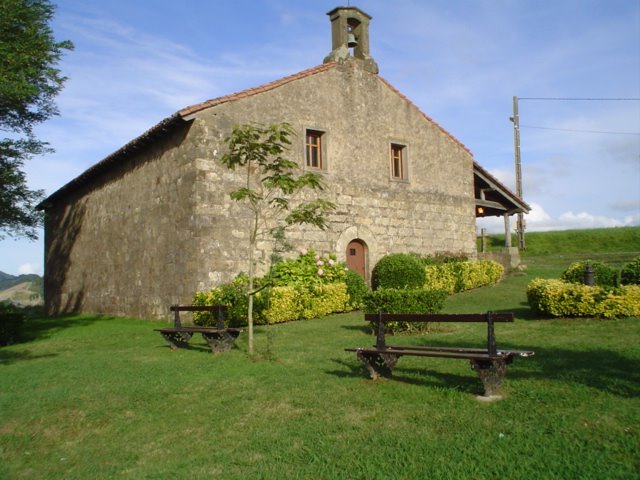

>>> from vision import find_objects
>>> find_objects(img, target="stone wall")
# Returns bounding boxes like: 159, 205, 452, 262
189, 60, 476, 293
44, 123, 201, 319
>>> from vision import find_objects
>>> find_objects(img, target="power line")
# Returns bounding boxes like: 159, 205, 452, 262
519, 97, 640, 101
520, 124, 640, 136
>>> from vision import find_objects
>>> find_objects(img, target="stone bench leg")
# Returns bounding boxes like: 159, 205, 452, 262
356, 351, 399, 380
201, 331, 240, 353
470, 359, 507, 398
160, 331, 193, 349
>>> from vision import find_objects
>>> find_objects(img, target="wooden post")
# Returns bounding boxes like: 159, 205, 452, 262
512, 96, 526, 250
375, 312, 386, 350
504, 214, 512, 247
486, 311, 497, 356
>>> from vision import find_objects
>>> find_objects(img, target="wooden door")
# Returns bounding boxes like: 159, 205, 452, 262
346, 240, 366, 279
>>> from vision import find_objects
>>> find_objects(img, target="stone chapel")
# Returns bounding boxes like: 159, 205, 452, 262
39, 7, 528, 319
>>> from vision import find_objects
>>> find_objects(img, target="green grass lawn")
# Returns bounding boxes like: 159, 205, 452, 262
1, 229, 639, 479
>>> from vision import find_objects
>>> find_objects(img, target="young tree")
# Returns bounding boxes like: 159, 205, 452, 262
221, 122, 335, 355
0, 0, 73, 239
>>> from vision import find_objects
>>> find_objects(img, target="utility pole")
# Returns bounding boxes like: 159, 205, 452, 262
511, 96, 526, 250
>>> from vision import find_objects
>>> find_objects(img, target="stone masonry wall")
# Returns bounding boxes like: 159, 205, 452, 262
188, 60, 476, 293
44, 124, 201, 319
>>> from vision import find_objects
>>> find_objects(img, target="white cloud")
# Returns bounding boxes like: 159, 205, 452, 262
18, 263, 42, 276
477, 202, 640, 234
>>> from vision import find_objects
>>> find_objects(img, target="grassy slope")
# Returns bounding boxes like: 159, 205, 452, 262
0, 227, 638, 479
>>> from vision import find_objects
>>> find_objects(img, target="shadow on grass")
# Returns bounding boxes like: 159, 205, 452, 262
511, 346, 640, 398
0, 350, 58, 366
341, 324, 371, 334
19, 314, 107, 344
335, 340, 640, 398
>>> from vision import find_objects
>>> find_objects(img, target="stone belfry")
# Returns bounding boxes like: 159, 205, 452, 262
323, 6, 379, 73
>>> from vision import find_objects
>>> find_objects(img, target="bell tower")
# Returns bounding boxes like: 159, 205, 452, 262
323, 6, 379, 74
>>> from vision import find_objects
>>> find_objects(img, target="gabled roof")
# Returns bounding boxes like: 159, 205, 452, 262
474, 161, 530, 216
38, 61, 522, 212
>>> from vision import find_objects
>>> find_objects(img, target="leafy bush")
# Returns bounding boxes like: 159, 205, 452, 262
423, 264, 458, 294
419, 252, 468, 265
423, 260, 503, 294
193, 274, 269, 327
362, 288, 447, 334
621, 256, 640, 285
454, 260, 504, 292
371, 253, 426, 290
527, 278, 640, 318
344, 269, 369, 309
269, 248, 346, 287
0, 302, 25, 346
262, 283, 350, 324
561, 261, 619, 288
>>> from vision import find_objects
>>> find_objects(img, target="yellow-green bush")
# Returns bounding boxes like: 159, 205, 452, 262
424, 264, 457, 294
262, 286, 303, 324
423, 260, 503, 293
527, 278, 640, 318
263, 283, 351, 324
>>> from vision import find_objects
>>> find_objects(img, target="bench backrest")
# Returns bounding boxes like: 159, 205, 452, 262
364, 311, 514, 354
170, 305, 227, 329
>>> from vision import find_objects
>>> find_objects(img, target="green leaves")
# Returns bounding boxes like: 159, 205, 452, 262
0, 0, 73, 239
221, 122, 335, 231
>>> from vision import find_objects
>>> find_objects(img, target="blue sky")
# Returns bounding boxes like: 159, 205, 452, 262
1, 0, 639, 276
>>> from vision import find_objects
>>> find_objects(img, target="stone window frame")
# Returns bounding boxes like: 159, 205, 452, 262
304, 128, 328, 172
389, 141, 409, 181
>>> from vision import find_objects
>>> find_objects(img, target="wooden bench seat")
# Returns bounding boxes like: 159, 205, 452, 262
346, 311, 535, 399
154, 305, 241, 353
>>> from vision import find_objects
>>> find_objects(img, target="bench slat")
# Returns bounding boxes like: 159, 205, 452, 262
364, 312, 514, 323
170, 305, 228, 313
354, 344, 535, 358
345, 347, 502, 361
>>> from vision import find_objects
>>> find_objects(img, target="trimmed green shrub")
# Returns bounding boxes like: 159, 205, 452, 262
344, 269, 369, 309
621, 256, 640, 285
454, 260, 504, 292
527, 278, 640, 318
371, 253, 426, 290
262, 283, 350, 324
0, 303, 25, 346
423, 264, 458, 294
423, 260, 503, 294
362, 288, 447, 334
561, 261, 619, 288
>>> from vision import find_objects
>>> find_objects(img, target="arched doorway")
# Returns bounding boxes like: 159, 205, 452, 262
346, 239, 367, 280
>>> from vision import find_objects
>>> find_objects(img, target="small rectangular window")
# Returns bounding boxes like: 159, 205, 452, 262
390, 143, 406, 180
306, 130, 324, 169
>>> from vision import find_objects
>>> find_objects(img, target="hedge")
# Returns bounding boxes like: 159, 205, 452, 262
527, 278, 640, 318
362, 288, 448, 334
195, 282, 352, 326
561, 261, 619, 288
424, 260, 503, 294
371, 253, 425, 290
264, 283, 350, 324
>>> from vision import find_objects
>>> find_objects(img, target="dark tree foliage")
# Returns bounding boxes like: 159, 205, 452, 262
0, 0, 73, 239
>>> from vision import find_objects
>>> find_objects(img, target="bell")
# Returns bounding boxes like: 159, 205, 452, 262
347, 33, 358, 48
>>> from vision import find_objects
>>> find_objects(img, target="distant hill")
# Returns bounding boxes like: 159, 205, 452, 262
0, 272, 43, 306
0, 271, 41, 291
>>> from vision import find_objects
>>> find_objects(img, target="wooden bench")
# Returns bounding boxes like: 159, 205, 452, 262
155, 305, 242, 353
345, 312, 534, 399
